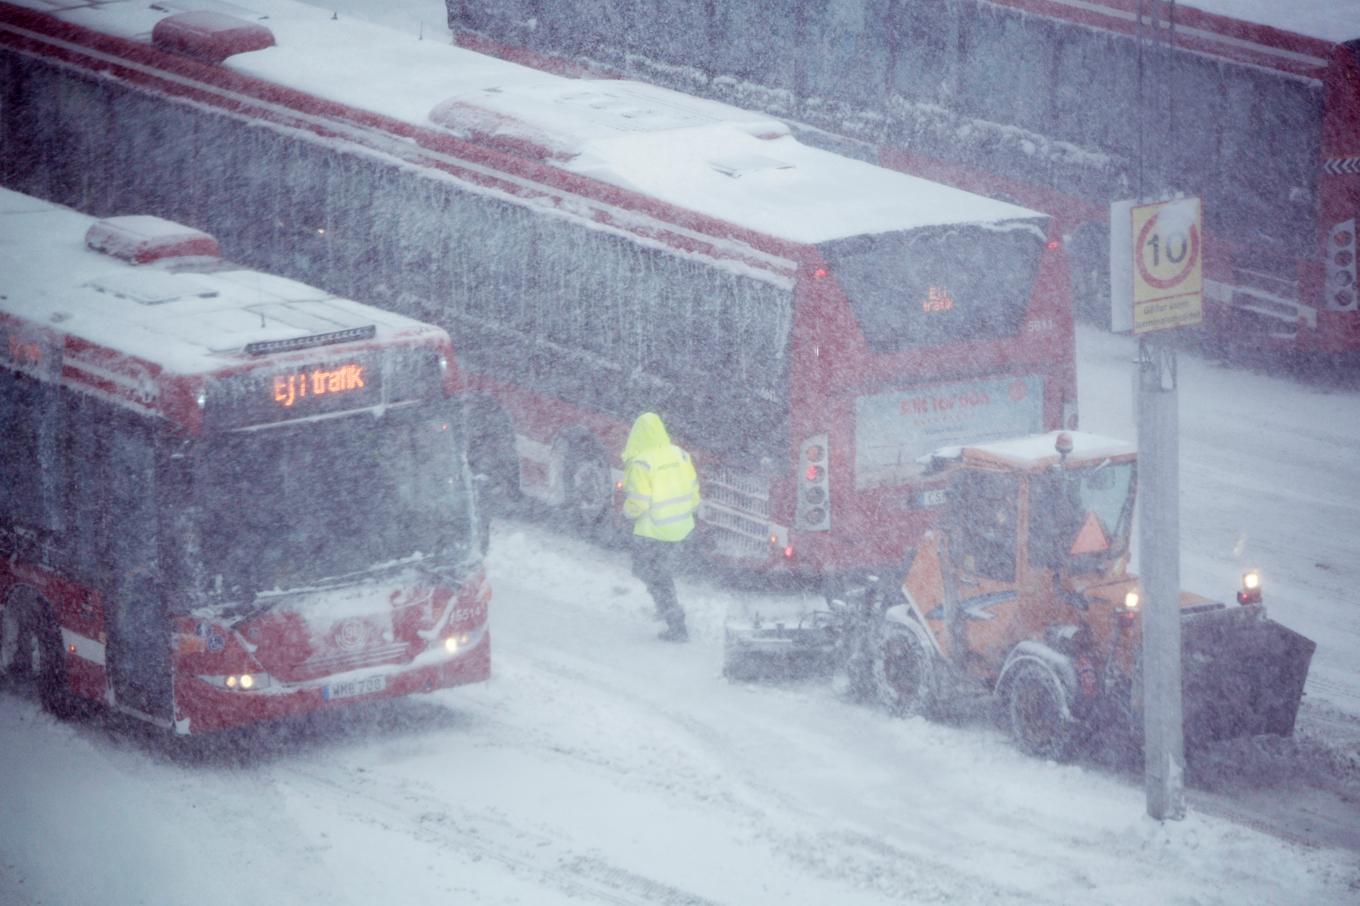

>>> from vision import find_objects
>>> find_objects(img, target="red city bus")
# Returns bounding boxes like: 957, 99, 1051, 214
0, 0, 1076, 583
445, 0, 1360, 358
0, 190, 490, 735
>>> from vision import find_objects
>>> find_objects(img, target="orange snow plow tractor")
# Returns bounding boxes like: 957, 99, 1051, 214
859, 431, 1314, 759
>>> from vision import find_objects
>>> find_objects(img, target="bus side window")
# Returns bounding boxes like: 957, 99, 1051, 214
61, 392, 105, 582
0, 369, 63, 543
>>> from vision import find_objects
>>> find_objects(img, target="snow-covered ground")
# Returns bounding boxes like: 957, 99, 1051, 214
3, 325, 1359, 906
2, 3, 1358, 904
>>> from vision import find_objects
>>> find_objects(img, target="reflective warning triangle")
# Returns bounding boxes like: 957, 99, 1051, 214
1069, 511, 1110, 555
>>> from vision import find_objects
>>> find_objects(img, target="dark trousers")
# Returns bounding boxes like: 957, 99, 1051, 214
631, 535, 685, 629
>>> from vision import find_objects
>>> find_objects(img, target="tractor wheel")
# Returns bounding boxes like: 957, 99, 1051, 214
873, 623, 935, 717
1005, 662, 1078, 761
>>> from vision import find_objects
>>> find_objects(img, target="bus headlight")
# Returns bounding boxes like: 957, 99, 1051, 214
200, 673, 272, 691
226, 673, 268, 690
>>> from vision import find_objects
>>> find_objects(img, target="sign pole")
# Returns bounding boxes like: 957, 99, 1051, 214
1138, 336, 1185, 821
1123, 194, 1199, 821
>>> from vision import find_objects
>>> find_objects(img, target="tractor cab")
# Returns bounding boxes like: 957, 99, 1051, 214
911, 432, 1140, 682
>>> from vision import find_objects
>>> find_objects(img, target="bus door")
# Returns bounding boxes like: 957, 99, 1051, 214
101, 418, 173, 721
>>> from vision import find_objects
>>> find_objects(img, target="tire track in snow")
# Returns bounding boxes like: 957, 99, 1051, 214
279, 757, 723, 906
491, 641, 1080, 905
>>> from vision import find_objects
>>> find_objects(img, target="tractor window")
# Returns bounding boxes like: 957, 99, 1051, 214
951, 471, 1018, 582
1029, 462, 1135, 569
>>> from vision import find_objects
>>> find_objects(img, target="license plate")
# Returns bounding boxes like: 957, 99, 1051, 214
323, 674, 386, 701
919, 488, 949, 507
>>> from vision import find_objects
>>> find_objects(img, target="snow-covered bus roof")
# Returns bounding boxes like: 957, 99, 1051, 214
0, 189, 446, 376
11, 0, 1046, 245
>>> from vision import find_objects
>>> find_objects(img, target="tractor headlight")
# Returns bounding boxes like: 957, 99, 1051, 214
1237, 569, 1262, 605
1122, 590, 1140, 611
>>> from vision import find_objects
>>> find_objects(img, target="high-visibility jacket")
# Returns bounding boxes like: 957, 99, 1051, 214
621, 412, 700, 542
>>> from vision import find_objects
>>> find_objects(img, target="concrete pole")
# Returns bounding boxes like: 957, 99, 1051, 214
1138, 337, 1186, 820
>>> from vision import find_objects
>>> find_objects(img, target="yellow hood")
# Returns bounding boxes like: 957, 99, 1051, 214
622, 411, 671, 461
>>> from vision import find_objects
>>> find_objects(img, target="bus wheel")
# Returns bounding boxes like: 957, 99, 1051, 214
562, 441, 612, 536
466, 400, 521, 514
873, 623, 935, 717
1004, 662, 1077, 761
1, 591, 78, 719
0, 593, 43, 687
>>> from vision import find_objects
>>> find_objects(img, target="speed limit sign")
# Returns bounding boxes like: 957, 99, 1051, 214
1131, 197, 1202, 334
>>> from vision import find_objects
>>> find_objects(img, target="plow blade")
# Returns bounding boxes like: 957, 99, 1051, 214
722, 623, 837, 681
1180, 605, 1316, 746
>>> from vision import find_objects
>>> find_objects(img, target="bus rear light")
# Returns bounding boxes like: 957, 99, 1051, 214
783, 545, 794, 559
795, 433, 831, 531
1046, 238, 1061, 250
1326, 220, 1356, 311
812, 267, 828, 280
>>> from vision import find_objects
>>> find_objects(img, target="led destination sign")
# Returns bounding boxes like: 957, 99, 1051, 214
202, 346, 445, 431
273, 362, 367, 408
204, 355, 385, 430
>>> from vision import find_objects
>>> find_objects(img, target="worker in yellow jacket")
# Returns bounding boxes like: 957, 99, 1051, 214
621, 412, 701, 642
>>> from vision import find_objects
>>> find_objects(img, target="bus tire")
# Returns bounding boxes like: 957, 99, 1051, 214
872, 622, 935, 718
466, 399, 521, 513
0, 590, 43, 687
1004, 661, 1077, 761
561, 438, 612, 538
2, 590, 79, 720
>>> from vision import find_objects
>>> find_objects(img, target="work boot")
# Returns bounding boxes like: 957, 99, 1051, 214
657, 623, 689, 643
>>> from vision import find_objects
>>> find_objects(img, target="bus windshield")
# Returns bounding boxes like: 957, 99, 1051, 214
819, 219, 1047, 352
182, 406, 475, 603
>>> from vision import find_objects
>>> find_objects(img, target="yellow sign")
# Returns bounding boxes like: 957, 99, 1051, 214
1131, 197, 1202, 334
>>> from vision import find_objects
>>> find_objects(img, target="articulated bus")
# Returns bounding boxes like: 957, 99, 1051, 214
0, 0, 1076, 582
0, 189, 490, 734
446, 0, 1360, 359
